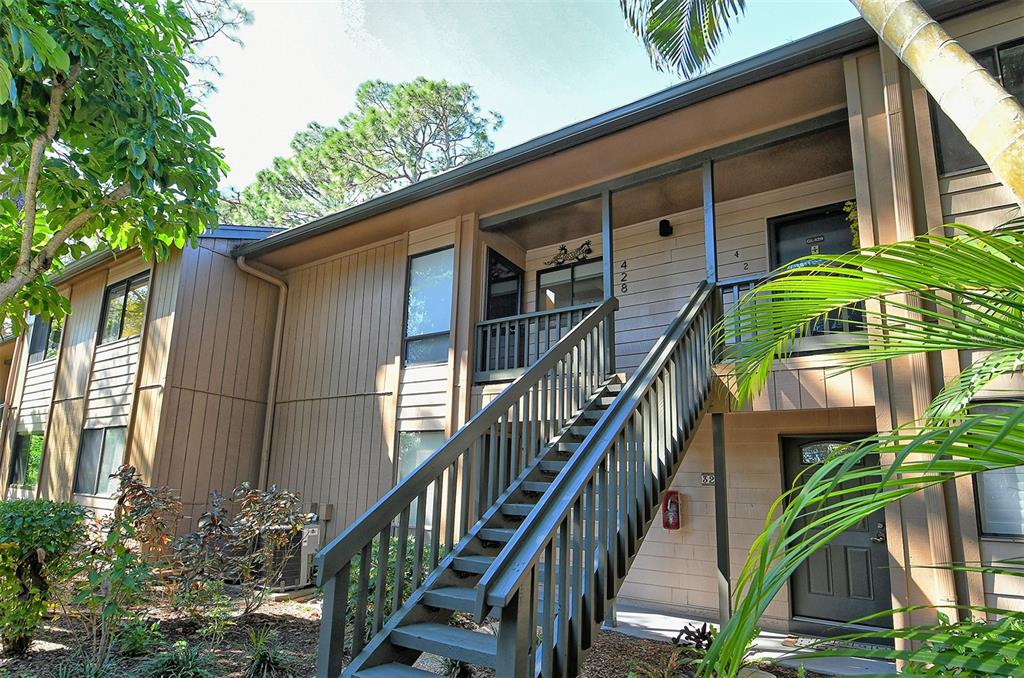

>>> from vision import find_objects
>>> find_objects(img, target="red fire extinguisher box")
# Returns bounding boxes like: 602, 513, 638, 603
662, 490, 681, 530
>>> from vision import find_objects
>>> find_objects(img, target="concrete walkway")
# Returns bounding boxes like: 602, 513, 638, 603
605, 605, 896, 676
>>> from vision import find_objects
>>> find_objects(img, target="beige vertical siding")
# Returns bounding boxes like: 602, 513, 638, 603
128, 249, 182, 482
619, 407, 876, 629
40, 271, 106, 499
516, 173, 869, 407
268, 236, 406, 540
153, 240, 278, 524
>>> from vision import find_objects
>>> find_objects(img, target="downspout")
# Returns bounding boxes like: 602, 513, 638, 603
236, 256, 288, 489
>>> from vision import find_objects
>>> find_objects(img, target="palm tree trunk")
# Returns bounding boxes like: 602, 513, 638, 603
851, 0, 1024, 205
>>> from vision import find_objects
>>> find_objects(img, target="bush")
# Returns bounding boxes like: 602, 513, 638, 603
139, 639, 217, 678
0, 499, 84, 654
244, 627, 288, 677
72, 466, 181, 671
115, 616, 164, 656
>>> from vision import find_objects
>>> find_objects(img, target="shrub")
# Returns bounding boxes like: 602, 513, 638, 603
72, 466, 181, 671
139, 639, 217, 678
0, 499, 84, 654
115, 616, 164, 656
244, 627, 288, 677
228, 483, 309, 615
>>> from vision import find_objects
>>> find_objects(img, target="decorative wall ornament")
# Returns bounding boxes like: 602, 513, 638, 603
544, 240, 593, 267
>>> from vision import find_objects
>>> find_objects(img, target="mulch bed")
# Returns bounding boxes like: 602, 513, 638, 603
0, 597, 824, 677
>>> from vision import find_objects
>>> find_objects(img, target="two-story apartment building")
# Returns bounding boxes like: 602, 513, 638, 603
0, 226, 280, 522
2, 1, 1021, 674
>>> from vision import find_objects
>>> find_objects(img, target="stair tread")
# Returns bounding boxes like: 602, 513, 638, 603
522, 480, 551, 492
500, 502, 535, 516
452, 554, 495, 573
422, 585, 477, 612
356, 664, 440, 677
391, 623, 497, 668
478, 527, 515, 542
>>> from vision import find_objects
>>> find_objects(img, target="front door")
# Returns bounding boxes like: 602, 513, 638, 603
782, 436, 892, 632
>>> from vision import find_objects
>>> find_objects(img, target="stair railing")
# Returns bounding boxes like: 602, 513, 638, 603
475, 281, 717, 677
315, 297, 618, 678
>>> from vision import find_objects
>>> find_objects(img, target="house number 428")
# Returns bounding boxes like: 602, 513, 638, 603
619, 260, 628, 294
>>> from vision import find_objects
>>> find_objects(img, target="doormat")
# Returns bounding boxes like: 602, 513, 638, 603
781, 636, 887, 652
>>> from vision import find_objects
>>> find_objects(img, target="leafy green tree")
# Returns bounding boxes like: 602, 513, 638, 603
221, 78, 502, 227
704, 220, 1024, 676
0, 0, 227, 331
620, 0, 1024, 204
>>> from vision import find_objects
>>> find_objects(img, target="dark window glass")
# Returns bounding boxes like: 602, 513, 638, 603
931, 41, 1022, 175
74, 427, 126, 495
398, 430, 445, 528
27, 315, 63, 364
99, 273, 149, 344
404, 248, 454, 365
537, 258, 604, 311
485, 250, 523, 320
8, 433, 44, 488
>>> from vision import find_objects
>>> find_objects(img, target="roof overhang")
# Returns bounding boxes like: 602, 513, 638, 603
232, 0, 1000, 261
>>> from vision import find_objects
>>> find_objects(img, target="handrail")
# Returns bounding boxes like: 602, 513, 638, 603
475, 282, 716, 676
314, 296, 617, 677
316, 297, 617, 580
477, 281, 715, 608
475, 302, 600, 327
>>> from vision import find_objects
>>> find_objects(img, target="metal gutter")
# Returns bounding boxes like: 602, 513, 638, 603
232, 0, 996, 260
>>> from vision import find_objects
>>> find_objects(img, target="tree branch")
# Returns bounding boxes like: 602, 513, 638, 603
19, 63, 82, 274
0, 181, 130, 308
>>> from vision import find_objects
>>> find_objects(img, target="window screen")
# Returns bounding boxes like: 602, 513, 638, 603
931, 40, 1023, 175
398, 430, 445, 528
8, 433, 44, 489
404, 248, 454, 365
74, 427, 126, 495
99, 273, 150, 345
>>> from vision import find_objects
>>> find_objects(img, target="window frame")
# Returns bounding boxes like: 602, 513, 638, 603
534, 257, 604, 311
27, 315, 63, 364
929, 37, 1024, 177
73, 426, 127, 497
402, 246, 455, 367
97, 271, 150, 346
7, 432, 44, 489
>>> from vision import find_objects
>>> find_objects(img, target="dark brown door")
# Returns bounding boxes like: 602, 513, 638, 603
782, 436, 892, 631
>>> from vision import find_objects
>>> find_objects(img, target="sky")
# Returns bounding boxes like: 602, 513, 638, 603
202, 1, 861, 191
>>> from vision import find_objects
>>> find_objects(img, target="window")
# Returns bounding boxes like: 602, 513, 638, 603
27, 315, 63, 364
536, 259, 603, 311
485, 249, 523, 320
8, 433, 44, 489
74, 427, 126, 496
931, 39, 1023, 175
404, 247, 454, 365
99, 272, 150, 344
977, 466, 1024, 537
397, 431, 445, 528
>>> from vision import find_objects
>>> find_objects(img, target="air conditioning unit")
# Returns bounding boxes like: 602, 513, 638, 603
269, 518, 321, 591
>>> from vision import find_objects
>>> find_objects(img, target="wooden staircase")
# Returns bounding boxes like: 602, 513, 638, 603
315, 283, 718, 677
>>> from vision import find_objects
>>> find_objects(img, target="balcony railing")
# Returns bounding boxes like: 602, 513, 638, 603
719, 272, 865, 351
475, 303, 600, 383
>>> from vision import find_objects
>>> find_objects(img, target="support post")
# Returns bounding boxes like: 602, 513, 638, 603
317, 565, 350, 678
496, 576, 534, 677
601, 189, 616, 373
703, 161, 718, 284
712, 412, 731, 622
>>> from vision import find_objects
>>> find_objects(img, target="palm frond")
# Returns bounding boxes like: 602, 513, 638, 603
620, 0, 747, 76
699, 407, 1024, 677
720, 222, 1024, 405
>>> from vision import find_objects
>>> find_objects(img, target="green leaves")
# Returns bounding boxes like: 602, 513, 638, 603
704, 218, 1024, 676
620, 0, 747, 76
0, 0, 226, 327
221, 77, 502, 227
